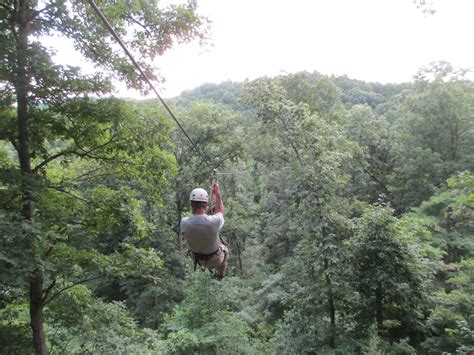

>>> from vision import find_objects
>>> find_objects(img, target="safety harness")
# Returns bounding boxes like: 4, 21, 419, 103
189, 249, 220, 272
187, 172, 228, 275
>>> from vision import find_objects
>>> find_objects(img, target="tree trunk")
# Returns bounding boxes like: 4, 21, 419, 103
449, 121, 458, 161
175, 191, 186, 280
16, 1, 48, 353
375, 281, 383, 336
16, 0, 32, 181
322, 227, 336, 348
324, 257, 336, 348
30, 278, 48, 354
234, 236, 243, 276
154, 295, 160, 328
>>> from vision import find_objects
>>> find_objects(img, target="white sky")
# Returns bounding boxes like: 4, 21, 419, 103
56, 0, 474, 98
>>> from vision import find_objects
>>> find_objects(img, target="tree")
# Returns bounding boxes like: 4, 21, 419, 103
344, 104, 395, 205
413, 0, 436, 15
276, 71, 344, 118
176, 81, 245, 111
0, 98, 175, 352
349, 205, 431, 347
405, 172, 473, 353
161, 272, 257, 354
412, 171, 474, 267
242, 76, 363, 351
422, 258, 474, 353
389, 62, 474, 211
0, 0, 207, 352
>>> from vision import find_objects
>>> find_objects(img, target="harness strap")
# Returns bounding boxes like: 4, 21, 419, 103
219, 235, 228, 246
189, 249, 220, 271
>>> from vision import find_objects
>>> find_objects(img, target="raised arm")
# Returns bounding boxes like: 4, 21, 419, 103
212, 182, 224, 215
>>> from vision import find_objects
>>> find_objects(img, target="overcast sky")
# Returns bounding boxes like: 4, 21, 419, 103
151, 0, 473, 98
56, 0, 474, 98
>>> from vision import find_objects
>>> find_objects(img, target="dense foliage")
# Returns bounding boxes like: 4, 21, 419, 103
1, 1, 473, 354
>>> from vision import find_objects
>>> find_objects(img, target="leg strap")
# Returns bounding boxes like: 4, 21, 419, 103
189, 249, 219, 272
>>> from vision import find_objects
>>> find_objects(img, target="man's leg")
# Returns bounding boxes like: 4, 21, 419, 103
215, 245, 228, 279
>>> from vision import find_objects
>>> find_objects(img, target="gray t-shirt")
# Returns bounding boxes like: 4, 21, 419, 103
180, 213, 224, 254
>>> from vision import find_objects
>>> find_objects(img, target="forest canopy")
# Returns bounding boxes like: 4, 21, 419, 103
1, 1, 473, 354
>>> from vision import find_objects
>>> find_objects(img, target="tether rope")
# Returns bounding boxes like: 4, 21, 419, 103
87, 0, 214, 173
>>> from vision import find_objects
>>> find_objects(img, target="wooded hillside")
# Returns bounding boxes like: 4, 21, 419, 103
1, 1, 473, 354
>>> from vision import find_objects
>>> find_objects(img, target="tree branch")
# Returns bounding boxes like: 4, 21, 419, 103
70, 137, 122, 163
42, 278, 57, 304
9, 135, 20, 154
0, 3, 12, 12
33, 136, 119, 173
74, 137, 116, 156
6, 2, 19, 42
31, 1, 64, 20
47, 185, 90, 204
125, 14, 153, 37
43, 274, 104, 306
72, 166, 106, 181
32, 149, 70, 173
364, 168, 391, 196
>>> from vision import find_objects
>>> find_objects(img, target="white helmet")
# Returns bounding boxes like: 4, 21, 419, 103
189, 188, 208, 202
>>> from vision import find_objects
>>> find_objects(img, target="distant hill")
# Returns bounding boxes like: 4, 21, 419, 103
172, 72, 412, 114
175, 81, 245, 111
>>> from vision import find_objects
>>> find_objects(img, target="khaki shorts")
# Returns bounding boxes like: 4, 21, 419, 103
198, 244, 228, 269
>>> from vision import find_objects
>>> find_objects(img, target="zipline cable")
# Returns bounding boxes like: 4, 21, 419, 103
87, 0, 214, 173
215, 169, 253, 176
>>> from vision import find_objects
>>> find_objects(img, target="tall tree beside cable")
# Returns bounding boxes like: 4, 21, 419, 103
0, 1, 208, 353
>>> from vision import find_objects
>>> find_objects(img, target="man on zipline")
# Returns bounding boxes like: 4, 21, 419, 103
180, 182, 228, 280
